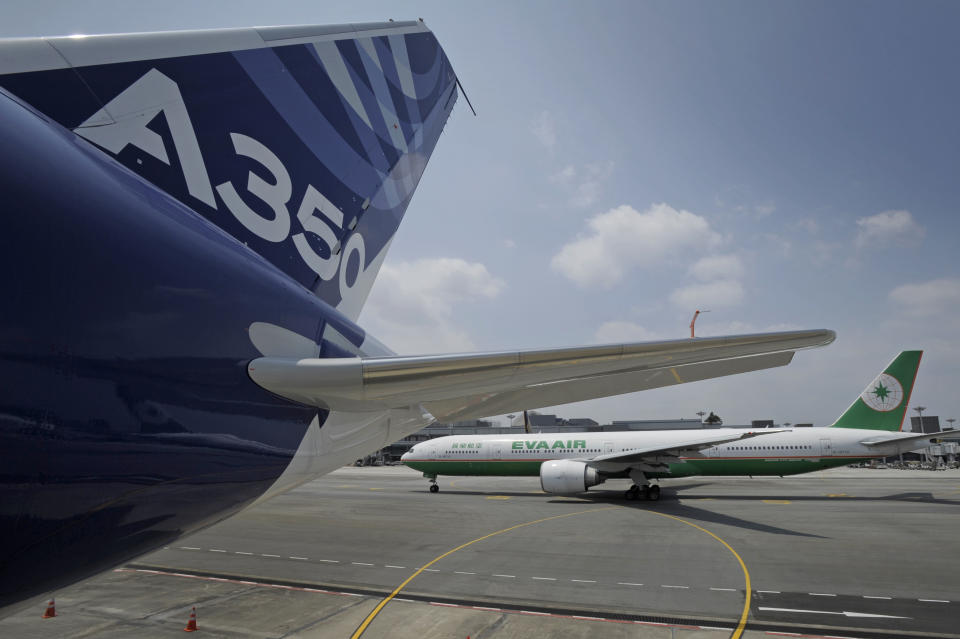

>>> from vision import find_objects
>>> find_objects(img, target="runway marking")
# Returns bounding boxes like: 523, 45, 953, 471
234, 551, 253, 555
711, 588, 737, 592
573, 615, 603, 620
209, 548, 227, 552
532, 576, 557, 581
422, 568, 439, 572
351, 562, 374, 566
570, 579, 596, 583
762, 500, 791, 504
180, 546, 201, 550
662, 585, 689, 589
639, 509, 753, 639
454, 571, 476, 575
384, 565, 406, 569
485, 495, 511, 500
493, 574, 515, 578
261, 553, 280, 558
290, 556, 308, 560
809, 593, 836, 597
618, 582, 643, 586
349, 506, 614, 639
862, 595, 891, 599
759, 606, 910, 620
918, 598, 950, 603
825, 493, 850, 498
318, 559, 339, 563
757, 590, 780, 594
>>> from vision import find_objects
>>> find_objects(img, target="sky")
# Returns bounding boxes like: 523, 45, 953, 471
4, 1, 959, 428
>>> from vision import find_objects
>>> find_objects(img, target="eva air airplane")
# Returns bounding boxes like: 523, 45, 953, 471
402, 351, 956, 500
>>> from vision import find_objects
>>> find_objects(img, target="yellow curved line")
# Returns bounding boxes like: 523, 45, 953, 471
350, 506, 615, 638
643, 510, 751, 639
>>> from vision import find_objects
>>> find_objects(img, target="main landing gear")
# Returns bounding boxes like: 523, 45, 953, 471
624, 484, 660, 501
625, 469, 660, 501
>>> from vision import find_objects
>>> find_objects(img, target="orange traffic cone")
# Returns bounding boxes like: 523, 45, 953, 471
42, 598, 56, 619
183, 606, 197, 632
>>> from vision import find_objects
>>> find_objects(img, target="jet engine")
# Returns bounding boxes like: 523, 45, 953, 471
539, 460, 605, 494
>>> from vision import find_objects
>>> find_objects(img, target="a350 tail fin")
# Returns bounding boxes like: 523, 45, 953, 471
0, 22, 458, 321
831, 351, 923, 431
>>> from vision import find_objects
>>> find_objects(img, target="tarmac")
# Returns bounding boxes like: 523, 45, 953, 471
3, 465, 959, 639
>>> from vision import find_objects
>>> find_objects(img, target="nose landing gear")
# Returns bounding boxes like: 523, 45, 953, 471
425, 474, 439, 493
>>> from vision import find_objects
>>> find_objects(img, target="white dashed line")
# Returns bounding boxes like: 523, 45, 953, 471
234, 551, 253, 555
711, 588, 737, 592
809, 593, 836, 597
209, 549, 226, 553
863, 596, 891, 600
261, 554, 280, 558
618, 582, 643, 586
918, 599, 950, 603
351, 562, 373, 566
662, 585, 689, 589
454, 571, 476, 575
180, 547, 201, 550
757, 590, 781, 594
572, 615, 603, 620
289, 556, 308, 560
318, 559, 339, 563
532, 577, 557, 581
493, 574, 515, 578
394, 598, 414, 603
520, 610, 550, 616
384, 565, 406, 569
423, 568, 439, 572
472, 606, 501, 612
570, 579, 596, 583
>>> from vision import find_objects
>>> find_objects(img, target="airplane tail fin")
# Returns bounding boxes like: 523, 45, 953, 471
0, 22, 458, 321
830, 351, 922, 431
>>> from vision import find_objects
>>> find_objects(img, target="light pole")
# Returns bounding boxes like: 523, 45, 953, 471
696, 411, 706, 427
947, 418, 956, 432
913, 405, 927, 433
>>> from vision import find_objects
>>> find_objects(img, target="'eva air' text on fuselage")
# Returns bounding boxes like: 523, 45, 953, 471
511, 440, 587, 450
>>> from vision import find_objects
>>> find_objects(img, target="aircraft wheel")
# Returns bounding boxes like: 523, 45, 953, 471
625, 486, 639, 500
429, 484, 439, 493
647, 485, 661, 501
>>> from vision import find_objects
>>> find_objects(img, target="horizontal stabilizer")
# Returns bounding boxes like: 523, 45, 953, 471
860, 430, 960, 447
248, 329, 835, 420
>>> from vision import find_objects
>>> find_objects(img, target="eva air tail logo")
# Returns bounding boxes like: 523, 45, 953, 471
860, 373, 904, 412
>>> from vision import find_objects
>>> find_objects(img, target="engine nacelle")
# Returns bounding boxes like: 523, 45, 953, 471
539, 460, 605, 494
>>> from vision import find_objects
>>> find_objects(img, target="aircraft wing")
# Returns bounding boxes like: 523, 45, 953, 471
248, 329, 834, 421
585, 429, 786, 465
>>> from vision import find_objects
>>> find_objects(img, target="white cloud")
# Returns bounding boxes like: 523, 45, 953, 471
855, 210, 925, 249
549, 162, 614, 208
502, 238, 516, 249
669, 279, 745, 309
361, 258, 504, 354
688, 254, 744, 282
571, 161, 614, 208
593, 321, 662, 344
888, 278, 960, 317
531, 110, 557, 149
754, 202, 776, 217
796, 218, 819, 234
549, 165, 575, 184
551, 203, 721, 288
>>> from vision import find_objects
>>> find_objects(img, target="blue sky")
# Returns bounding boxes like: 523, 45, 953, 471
5, 1, 959, 427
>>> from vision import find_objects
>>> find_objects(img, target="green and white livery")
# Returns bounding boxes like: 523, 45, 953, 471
402, 351, 954, 500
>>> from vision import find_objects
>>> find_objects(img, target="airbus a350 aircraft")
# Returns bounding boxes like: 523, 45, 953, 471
0, 22, 833, 610
402, 351, 954, 500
